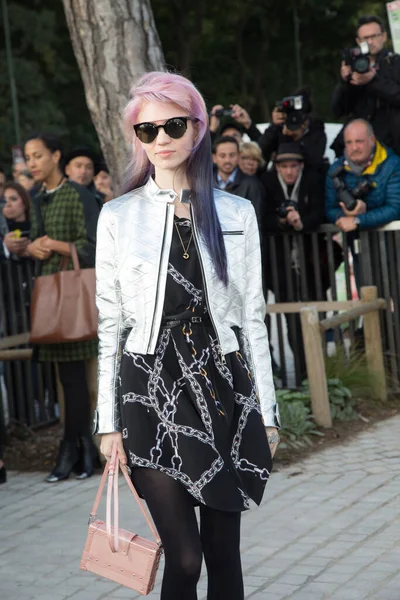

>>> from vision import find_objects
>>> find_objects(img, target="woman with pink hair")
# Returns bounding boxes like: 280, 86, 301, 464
95, 71, 280, 599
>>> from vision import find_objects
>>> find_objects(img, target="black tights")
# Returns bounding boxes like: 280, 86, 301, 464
57, 360, 91, 441
132, 468, 244, 600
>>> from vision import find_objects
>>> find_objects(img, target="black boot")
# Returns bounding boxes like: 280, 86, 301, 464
45, 439, 80, 483
75, 436, 100, 480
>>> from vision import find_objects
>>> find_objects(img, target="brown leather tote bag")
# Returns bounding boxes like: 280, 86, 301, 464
30, 243, 97, 344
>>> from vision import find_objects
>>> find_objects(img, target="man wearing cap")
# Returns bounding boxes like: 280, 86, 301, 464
65, 147, 105, 210
261, 142, 326, 383
93, 162, 113, 202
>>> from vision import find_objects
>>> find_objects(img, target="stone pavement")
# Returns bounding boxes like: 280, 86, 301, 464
1, 415, 400, 600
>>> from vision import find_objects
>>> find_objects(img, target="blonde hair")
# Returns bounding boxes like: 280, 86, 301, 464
240, 142, 265, 168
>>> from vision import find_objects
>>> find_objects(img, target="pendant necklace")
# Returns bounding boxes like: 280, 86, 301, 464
175, 222, 193, 259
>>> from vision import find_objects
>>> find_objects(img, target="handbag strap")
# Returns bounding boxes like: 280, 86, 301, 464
59, 243, 80, 271
89, 442, 162, 551
33, 194, 44, 278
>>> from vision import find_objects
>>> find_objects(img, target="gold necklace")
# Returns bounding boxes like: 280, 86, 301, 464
174, 222, 193, 259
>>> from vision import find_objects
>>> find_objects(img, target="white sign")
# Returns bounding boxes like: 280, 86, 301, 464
387, 1, 400, 53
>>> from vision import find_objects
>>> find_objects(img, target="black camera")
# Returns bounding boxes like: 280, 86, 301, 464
351, 179, 373, 200
329, 165, 373, 211
275, 95, 304, 114
212, 108, 233, 118
276, 200, 298, 219
343, 42, 370, 74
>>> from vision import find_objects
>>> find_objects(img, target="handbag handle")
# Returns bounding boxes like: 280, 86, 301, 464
89, 442, 161, 553
59, 243, 80, 272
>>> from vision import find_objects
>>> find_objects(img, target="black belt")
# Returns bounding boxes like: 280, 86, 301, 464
161, 315, 211, 329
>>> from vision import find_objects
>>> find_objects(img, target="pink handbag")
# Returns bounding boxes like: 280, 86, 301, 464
80, 444, 163, 594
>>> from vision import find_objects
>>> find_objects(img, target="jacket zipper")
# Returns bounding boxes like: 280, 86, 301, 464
190, 205, 226, 363
147, 203, 174, 353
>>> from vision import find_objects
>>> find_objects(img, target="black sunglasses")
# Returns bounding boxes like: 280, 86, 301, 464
133, 116, 191, 144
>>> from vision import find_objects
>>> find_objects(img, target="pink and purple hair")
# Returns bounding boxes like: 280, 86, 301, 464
123, 71, 227, 284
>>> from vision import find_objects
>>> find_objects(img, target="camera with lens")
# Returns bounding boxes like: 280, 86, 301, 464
329, 164, 373, 212
275, 95, 304, 114
276, 200, 298, 219
342, 41, 370, 75
212, 108, 233, 118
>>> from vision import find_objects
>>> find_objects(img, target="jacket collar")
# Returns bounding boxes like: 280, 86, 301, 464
145, 176, 178, 203
363, 141, 387, 175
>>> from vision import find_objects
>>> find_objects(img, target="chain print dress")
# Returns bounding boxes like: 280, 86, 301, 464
120, 216, 272, 512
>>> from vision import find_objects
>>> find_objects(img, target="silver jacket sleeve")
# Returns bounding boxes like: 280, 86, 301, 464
94, 205, 124, 434
242, 204, 280, 428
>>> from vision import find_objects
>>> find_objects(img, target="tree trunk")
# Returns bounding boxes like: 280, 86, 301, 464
62, 0, 165, 189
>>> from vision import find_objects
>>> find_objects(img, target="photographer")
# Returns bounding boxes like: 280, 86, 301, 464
214, 92, 326, 171
209, 104, 259, 145
326, 119, 400, 232
261, 143, 325, 234
332, 15, 400, 156
260, 91, 326, 170
261, 143, 326, 382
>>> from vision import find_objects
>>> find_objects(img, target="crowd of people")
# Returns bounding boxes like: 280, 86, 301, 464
1, 13, 400, 485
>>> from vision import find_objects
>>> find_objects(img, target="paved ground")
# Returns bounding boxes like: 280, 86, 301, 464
1, 415, 400, 600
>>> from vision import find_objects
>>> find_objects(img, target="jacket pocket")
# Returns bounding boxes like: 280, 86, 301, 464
222, 230, 244, 235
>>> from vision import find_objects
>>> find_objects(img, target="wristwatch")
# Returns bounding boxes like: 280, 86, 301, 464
354, 217, 360, 228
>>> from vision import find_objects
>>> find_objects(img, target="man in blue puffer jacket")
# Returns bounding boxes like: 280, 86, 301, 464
326, 119, 400, 231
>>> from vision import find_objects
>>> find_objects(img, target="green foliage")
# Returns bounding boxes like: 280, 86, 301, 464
152, 0, 387, 120
0, 0, 98, 169
276, 389, 323, 449
0, 0, 387, 170
305, 378, 357, 421
277, 374, 359, 448
325, 344, 381, 398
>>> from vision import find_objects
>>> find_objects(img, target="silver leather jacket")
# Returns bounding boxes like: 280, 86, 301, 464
93, 177, 279, 434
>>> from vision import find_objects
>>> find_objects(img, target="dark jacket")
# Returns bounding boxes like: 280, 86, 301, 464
253, 118, 327, 170
261, 166, 329, 297
261, 167, 325, 234
214, 167, 265, 227
331, 49, 400, 156
87, 181, 105, 212
326, 142, 400, 229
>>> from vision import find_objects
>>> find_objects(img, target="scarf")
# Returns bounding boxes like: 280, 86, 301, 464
277, 169, 303, 203
276, 169, 303, 275
344, 146, 375, 176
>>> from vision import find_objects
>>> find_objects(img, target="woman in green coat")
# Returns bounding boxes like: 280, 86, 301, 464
25, 132, 99, 482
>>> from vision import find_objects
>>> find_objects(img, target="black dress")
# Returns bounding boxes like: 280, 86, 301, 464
120, 217, 272, 512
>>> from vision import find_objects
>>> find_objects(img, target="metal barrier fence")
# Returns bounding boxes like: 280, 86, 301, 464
358, 222, 400, 389
266, 222, 400, 390
0, 258, 57, 429
1, 222, 399, 429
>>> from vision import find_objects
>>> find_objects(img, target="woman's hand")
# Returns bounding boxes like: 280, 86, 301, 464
3, 232, 29, 256
266, 427, 280, 458
40, 236, 71, 257
100, 432, 128, 465
27, 237, 53, 260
